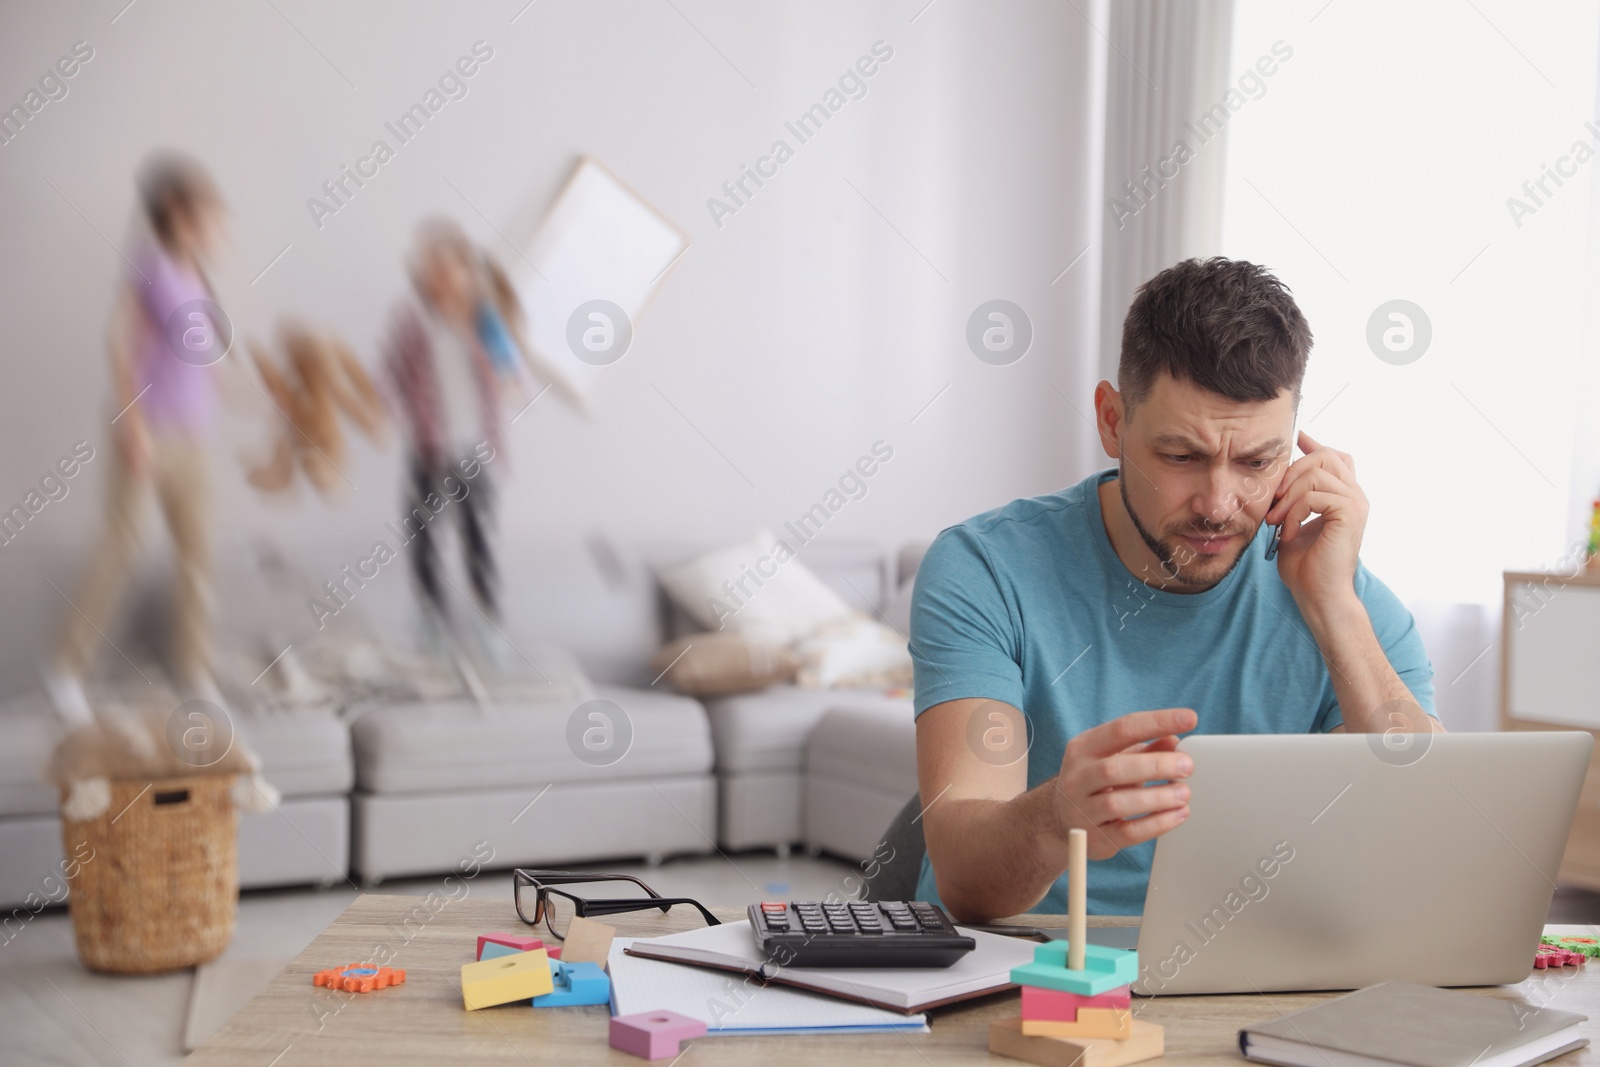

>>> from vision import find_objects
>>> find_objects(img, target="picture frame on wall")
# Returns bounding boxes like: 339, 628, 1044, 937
510, 156, 691, 416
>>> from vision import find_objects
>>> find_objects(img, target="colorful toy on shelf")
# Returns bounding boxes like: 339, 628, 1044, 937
477, 932, 544, 960
313, 963, 407, 993
531, 959, 610, 1008
461, 948, 554, 1010
990, 828, 1163, 1066
609, 1009, 707, 1060
1586, 496, 1600, 570
1536, 940, 1600, 966
1535, 944, 1586, 969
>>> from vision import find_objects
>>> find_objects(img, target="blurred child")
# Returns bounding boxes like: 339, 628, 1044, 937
386, 220, 512, 644
43, 152, 230, 727
476, 254, 539, 404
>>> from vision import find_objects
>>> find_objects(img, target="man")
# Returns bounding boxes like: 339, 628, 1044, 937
911, 257, 1440, 922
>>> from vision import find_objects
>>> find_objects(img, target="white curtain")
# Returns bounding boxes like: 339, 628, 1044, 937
1097, 0, 1236, 383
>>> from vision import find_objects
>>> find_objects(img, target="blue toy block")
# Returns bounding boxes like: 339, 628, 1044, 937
1010, 941, 1140, 997
480, 940, 526, 961
531, 960, 610, 1007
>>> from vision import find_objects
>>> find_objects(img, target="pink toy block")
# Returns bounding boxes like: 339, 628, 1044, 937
476, 932, 544, 960
609, 1010, 707, 1060
1020, 984, 1132, 1022
1535, 944, 1585, 969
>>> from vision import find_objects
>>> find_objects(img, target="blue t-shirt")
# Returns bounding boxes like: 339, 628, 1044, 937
909, 469, 1435, 915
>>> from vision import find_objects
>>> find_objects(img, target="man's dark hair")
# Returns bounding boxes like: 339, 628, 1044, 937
1118, 257, 1311, 414
137, 152, 218, 250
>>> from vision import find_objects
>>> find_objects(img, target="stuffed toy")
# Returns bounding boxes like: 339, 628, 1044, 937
49, 703, 280, 822
247, 321, 385, 494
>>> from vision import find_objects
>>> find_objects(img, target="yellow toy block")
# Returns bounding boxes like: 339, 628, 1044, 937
1021, 1007, 1133, 1039
989, 1017, 1164, 1067
461, 948, 554, 1010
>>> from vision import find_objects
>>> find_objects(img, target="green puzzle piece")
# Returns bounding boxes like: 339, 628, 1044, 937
1010, 941, 1140, 996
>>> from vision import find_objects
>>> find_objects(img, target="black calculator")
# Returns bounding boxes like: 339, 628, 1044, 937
747, 900, 976, 968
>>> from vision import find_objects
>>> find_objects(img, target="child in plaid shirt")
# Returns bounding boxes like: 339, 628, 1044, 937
385, 219, 516, 636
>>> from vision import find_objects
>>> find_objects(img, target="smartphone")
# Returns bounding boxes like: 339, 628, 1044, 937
1264, 522, 1283, 561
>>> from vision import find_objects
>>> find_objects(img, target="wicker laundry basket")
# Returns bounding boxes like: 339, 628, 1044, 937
61, 775, 239, 974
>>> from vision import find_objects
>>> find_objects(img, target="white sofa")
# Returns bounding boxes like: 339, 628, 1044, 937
0, 537, 927, 908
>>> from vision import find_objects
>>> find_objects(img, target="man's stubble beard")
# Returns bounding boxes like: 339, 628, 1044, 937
1118, 460, 1252, 590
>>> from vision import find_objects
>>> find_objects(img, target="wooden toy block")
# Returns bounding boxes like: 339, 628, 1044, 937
477, 932, 543, 960
1021, 1007, 1133, 1039
559, 915, 616, 965
531, 960, 610, 1007
1013, 943, 1139, 997
312, 963, 406, 993
989, 1016, 1164, 1067
480, 938, 559, 962
460, 948, 553, 1010
1021, 984, 1131, 1022
609, 1010, 707, 1060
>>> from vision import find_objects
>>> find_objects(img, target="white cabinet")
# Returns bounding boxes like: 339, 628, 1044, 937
1502, 569, 1600, 890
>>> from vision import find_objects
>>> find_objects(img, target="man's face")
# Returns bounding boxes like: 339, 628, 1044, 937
1109, 373, 1296, 589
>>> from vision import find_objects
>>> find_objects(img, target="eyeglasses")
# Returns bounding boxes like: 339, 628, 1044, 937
512, 870, 722, 940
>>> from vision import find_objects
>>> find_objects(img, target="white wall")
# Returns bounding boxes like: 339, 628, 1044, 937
0, 0, 1104, 585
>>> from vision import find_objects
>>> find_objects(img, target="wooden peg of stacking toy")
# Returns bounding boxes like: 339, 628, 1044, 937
1068, 827, 1086, 971
991, 827, 1163, 1065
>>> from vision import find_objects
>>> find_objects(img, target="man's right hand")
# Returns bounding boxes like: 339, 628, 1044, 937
1049, 707, 1197, 859
916, 698, 1198, 921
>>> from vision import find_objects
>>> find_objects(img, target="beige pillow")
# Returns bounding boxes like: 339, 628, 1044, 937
650, 632, 798, 697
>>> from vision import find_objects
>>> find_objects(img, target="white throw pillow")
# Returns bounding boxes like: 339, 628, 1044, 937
883, 575, 915, 639
794, 614, 914, 689
657, 530, 854, 645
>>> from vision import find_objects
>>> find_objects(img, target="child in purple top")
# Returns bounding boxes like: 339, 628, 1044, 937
44, 153, 230, 728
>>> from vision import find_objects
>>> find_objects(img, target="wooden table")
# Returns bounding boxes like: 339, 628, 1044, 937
184, 895, 1600, 1065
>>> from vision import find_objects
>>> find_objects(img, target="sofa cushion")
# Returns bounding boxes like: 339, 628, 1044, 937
0, 699, 348, 817
651, 632, 798, 697
805, 702, 918, 798
704, 686, 909, 774
350, 685, 712, 794
0, 702, 63, 816
240, 709, 353, 796
654, 541, 891, 642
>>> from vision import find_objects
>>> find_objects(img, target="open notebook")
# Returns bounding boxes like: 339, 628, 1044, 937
618, 919, 1037, 1015
608, 935, 929, 1035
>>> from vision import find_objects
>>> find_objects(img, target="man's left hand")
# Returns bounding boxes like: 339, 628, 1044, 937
1266, 431, 1368, 611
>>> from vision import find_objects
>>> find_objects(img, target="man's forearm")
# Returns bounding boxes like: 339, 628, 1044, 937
926, 785, 1072, 922
1299, 592, 1434, 733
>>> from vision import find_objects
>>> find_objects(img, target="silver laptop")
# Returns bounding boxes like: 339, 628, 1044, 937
1129, 731, 1592, 995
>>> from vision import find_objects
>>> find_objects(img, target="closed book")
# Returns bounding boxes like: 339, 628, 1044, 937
1240, 981, 1588, 1067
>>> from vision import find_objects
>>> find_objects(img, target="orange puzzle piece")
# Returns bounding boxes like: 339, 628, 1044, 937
313, 963, 407, 993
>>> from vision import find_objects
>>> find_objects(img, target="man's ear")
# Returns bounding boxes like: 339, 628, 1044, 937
1093, 380, 1124, 460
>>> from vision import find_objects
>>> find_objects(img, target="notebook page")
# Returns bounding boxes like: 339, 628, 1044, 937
624, 919, 1036, 1009
608, 937, 928, 1035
